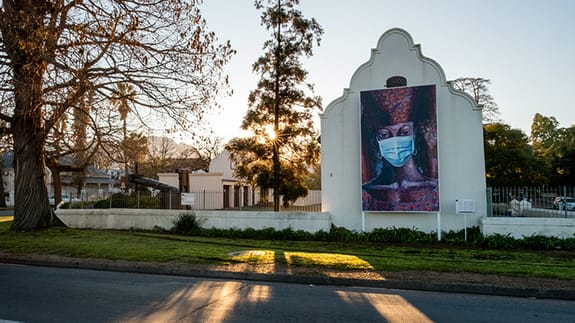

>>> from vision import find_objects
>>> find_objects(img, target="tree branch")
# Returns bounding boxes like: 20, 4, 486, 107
0, 112, 13, 123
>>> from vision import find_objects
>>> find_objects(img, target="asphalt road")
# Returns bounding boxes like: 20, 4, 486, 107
1, 264, 574, 323
0, 209, 13, 217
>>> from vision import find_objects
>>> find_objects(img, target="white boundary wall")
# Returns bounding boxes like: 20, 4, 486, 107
481, 217, 575, 239
56, 209, 332, 233
56, 209, 574, 239
321, 28, 486, 233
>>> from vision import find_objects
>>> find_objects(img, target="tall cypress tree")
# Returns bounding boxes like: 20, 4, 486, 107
227, 0, 323, 210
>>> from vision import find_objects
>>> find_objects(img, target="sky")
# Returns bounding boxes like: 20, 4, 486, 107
198, 0, 575, 142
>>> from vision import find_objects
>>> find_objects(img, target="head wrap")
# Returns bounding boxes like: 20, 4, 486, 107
371, 87, 413, 124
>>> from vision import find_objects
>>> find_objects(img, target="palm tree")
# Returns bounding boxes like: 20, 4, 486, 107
112, 83, 136, 190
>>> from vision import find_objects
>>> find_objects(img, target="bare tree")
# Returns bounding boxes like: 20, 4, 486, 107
450, 77, 500, 123
138, 134, 212, 178
46, 89, 99, 207
0, 1, 235, 231
140, 136, 179, 178
196, 135, 223, 170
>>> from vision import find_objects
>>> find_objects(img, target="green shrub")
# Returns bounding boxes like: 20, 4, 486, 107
92, 193, 129, 209
291, 229, 314, 241
441, 229, 465, 243
482, 233, 518, 249
92, 199, 110, 209
242, 227, 258, 239
520, 234, 562, 250
171, 212, 203, 235
560, 237, 575, 250
136, 195, 160, 209
163, 221, 575, 251
152, 225, 168, 233
313, 230, 330, 241
329, 224, 357, 242
257, 227, 277, 240
465, 226, 485, 245
367, 227, 395, 243
367, 227, 434, 244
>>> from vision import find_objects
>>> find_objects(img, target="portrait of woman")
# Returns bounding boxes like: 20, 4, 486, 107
360, 85, 439, 212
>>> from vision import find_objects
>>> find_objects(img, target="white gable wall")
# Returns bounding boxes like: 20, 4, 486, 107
321, 29, 486, 233
209, 150, 235, 180
188, 173, 224, 191
157, 173, 179, 189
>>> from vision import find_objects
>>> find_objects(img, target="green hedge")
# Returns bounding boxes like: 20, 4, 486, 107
169, 214, 575, 251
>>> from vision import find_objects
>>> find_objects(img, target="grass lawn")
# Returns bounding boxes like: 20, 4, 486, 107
0, 221, 573, 280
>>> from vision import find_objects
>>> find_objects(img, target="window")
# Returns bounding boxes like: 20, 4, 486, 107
386, 76, 407, 88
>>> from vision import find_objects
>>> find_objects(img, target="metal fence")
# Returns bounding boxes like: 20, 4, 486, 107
64, 189, 322, 212
63, 186, 575, 218
487, 186, 575, 218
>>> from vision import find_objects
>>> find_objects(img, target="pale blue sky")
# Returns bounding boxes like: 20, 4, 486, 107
199, 0, 575, 141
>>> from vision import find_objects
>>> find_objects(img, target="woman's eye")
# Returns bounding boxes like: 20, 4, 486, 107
398, 126, 412, 136
376, 131, 391, 140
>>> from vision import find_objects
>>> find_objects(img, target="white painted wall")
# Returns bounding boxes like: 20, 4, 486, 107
188, 173, 224, 191
209, 150, 235, 180
56, 209, 574, 239
321, 28, 486, 233
481, 217, 575, 239
158, 173, 179, 188
56, 209, 332, 233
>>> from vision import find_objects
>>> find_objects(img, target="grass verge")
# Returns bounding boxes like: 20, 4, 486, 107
0, 221, 573, 280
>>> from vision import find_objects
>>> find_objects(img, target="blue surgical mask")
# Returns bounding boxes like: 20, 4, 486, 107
378, 135, 414, 167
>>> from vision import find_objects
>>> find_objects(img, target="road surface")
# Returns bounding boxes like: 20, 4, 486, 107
0, 264, 574, 322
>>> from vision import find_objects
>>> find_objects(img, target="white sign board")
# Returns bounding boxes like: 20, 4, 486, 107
456, 199, 475, 214
181, 193, 195, 206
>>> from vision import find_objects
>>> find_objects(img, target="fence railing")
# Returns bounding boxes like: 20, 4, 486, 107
487, 186, 575, 218
62, 186, 574, 218
62, 190, 322, 213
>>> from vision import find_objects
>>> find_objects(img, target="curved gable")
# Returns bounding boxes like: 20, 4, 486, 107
324, 28, 477, 117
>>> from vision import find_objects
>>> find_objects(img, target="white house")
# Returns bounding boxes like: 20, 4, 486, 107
158, 150, 254, 209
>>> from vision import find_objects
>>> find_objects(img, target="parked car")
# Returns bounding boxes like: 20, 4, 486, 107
553, 196, 575, 211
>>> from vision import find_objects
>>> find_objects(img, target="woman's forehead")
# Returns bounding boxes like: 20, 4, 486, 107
378, 121, 413, 131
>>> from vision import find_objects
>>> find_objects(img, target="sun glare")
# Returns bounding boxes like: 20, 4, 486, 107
336, 291, 432, 322
265, 125, 276, 141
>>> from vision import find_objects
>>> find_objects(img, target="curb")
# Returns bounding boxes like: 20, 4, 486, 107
1, 255, 574, 301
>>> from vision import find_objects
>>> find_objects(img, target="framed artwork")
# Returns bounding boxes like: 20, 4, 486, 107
360, 85, 439, 212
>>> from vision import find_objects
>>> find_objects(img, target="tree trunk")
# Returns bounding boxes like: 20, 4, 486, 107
11, 121, 55, 231
8, 41, 57, 230
48, 163, 63, 208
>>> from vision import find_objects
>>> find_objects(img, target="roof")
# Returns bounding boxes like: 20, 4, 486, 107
1, 151, 119, 185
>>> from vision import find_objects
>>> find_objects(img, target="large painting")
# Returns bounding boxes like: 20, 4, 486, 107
361, 85, 439, 212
